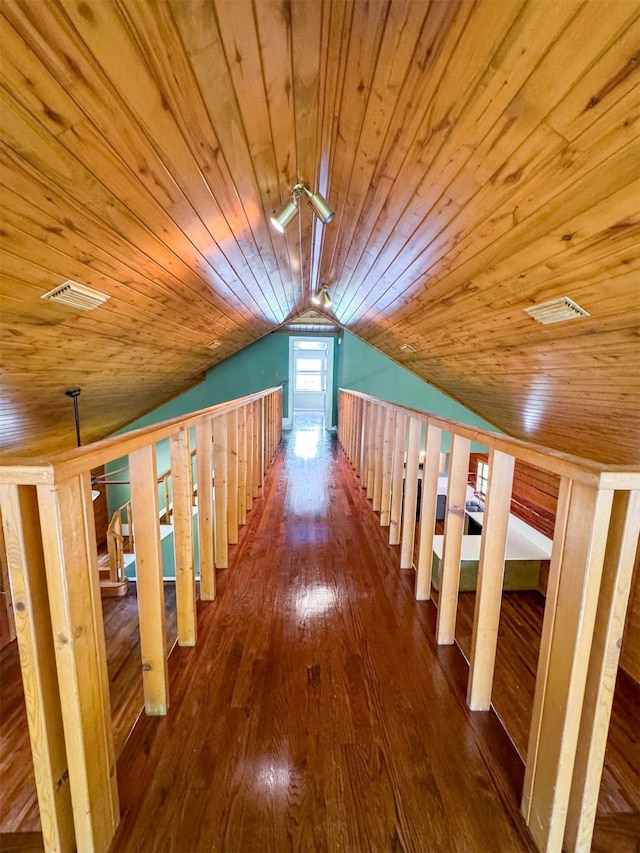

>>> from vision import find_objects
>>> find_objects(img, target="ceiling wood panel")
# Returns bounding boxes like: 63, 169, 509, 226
0, 0, 638, 464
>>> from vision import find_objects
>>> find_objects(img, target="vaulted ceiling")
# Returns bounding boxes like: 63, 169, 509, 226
1, 0, 638, 465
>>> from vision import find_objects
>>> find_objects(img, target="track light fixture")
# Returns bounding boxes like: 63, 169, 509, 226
312, 284, 333, 308
270, 182, 335, 232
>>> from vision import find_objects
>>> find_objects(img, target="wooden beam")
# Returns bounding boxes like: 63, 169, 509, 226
466, 448, 515, 710
0, 484, 76, 853
389, 412, 407, 546
400, 417, 422, 569
436, 434, 471, 645
213, 414, 229, 569
522, 481, 614, 852
169, 428, 197, 647
36, 474, 119, 851
415, 423, 442, 600
129, 445, 169, 716
195, 419, 215, 600
564, 489, 640, 852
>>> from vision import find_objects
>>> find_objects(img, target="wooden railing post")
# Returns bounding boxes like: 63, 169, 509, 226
389, 411, 407, 546
400, 417, 422, 569
379, 408, 395, 527
372, 404, 385, 512
227, 409, 239, 546
0, 484, 76, 853
195, 418, 215, 600
466, 448, 515, 710
415, 423, 442, 600
436, 433, 471, 644
213, 414, 229, 569
129, 445, 169, 716
522, 479, 614, 852
252, 400, 261, 498
36, 473, 119, 851
238, 404, 248, 527
170, 427, 197, 647
564, 489, 640, 852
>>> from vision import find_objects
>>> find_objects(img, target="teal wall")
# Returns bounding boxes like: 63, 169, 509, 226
338, 332, 497, 450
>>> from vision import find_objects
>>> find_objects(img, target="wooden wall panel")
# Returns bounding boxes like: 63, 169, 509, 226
0, 0, 637, 469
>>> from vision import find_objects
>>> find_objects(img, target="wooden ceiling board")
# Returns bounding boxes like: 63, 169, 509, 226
0, 0, 638, 464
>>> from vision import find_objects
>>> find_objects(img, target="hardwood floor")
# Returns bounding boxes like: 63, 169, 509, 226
1, 417, 637, 851
111, 421, 536, 853
0, 582, 177, 835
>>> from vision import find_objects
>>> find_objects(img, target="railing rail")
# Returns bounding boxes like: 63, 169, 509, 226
338, 388, 640, 853
0, 386, 283, 853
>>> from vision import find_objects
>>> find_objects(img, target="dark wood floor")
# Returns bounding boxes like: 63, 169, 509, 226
111, 422, 536, 853
1, 417, 638, 852
0, 582, 177, 835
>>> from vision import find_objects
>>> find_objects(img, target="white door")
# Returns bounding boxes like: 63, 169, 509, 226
288, 337, 334, 424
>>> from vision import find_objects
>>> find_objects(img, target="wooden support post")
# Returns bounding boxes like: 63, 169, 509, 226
246, 403, 255, 510
564, 489, 640, 852
466, 449, 515, 710
522, 480, 614, 853
415, 423, 442, 600
253, 400, 261, 498
195, 419, 215, 600
389, 412, 407, 546
227, 409, 239, 545
354, 397, 364, 476
257, 399, 265, 489
170, 428, 197, 647
436, 434, 471, 645
365, 402, 375, 497
129, 445, 169, 716
379, 409, 395, 527
0, 485, 76, 853
400, 417, 422, 569
372, 405, 385, 512
213, 415, 229, 569
36, 474, 119, 851
237, 406, 248, 527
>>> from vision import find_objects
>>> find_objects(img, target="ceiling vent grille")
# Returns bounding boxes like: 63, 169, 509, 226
206, 340, 222, 349
42, 280, 110, 311
525, 296, 589, 325
399, 343, 417, 353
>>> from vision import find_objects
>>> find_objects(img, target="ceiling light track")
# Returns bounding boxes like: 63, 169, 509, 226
271, 182, 335, 232
312, 284, 333, 308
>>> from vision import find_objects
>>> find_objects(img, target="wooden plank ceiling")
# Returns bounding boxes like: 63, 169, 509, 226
1, 0, 638, 465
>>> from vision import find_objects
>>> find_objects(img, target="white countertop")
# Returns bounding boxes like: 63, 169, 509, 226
432, 525, 551, 562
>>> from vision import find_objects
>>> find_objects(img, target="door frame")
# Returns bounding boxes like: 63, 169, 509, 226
286, 336, 335, 429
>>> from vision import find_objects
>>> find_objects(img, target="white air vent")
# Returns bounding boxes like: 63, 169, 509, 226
399, 343, 417, 353
41, 280, 110, 310
525, 297, 589, 325
206, 340, 222, 349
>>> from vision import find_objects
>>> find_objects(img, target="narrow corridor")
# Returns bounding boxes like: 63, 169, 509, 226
111, 418, 535, 852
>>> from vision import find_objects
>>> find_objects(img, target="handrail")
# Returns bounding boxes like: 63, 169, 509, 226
0, 386, 282, 485
0, 385, 283, 853
338, 388, 640, 853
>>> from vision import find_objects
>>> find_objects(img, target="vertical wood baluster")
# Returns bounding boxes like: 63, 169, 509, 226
522, 481, 614, 852
379, 409, 395, 527
389, 412, 407, 546
415, 423, 442, 600
436, 434, 471, 644
400, 417, 422, 569
238, 406, 248, 527
213, 415, 229, 569
195, 419, 215, 600
564, 489, 640, 852
170, 428, 197, 647
227, 409, 239, 545
37, 474, 120, 850
129, 445, 169, 715
0, 484, 76, 853
372, 405, 385, 512
252, 400, 261, 498
466, 449, 515, 709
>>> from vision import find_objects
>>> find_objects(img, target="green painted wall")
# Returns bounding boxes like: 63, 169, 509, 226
337, 332, 498, 450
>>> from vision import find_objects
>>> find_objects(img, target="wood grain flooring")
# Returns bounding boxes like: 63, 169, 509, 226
0, 583, 177, 835
111, 423, 536, 853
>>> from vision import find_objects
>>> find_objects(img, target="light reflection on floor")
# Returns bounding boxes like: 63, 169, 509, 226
294, 583, 337, 618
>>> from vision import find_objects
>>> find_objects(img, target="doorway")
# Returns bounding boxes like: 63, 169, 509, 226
288, 337, 335, 427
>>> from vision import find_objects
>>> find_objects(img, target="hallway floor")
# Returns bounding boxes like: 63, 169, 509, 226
111, 419, 536, 852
